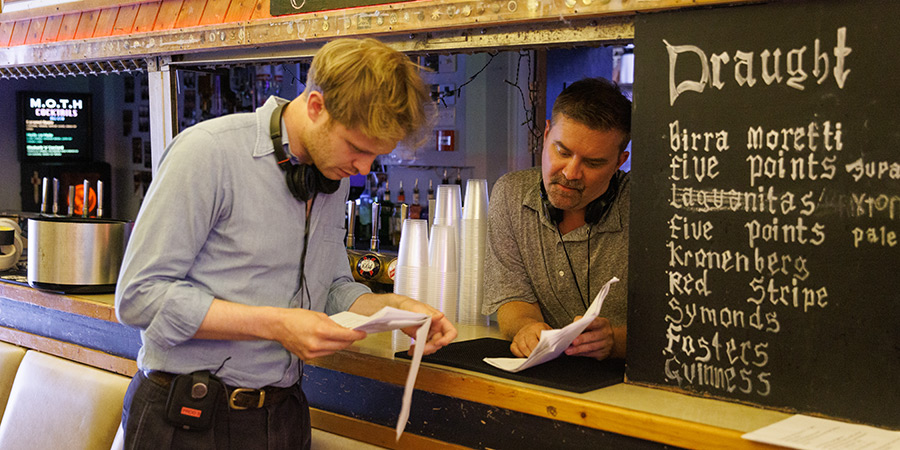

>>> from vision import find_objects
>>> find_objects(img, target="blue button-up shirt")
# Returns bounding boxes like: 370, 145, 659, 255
115, 97, 370, 388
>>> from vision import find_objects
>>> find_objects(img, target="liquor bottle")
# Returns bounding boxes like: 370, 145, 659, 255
442, 169, 449, 185
409, 179, 422, 219
392, 180, 407, 247
421, 179, 434, 221
455, 167, 462, 185
391, 181, 406, 247
397, 180, 406, 204
378, 181, 394, 250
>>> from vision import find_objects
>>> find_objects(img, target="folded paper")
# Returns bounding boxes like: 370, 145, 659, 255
330, 307, 431, 440
483, 277, 618, 373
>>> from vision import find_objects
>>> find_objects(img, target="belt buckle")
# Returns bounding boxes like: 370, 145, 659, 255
229, 388, 265, 410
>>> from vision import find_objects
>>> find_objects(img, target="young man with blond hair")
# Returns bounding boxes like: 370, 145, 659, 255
116, 38, 456, 449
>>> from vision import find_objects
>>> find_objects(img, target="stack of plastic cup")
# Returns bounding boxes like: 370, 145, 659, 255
427, 224, 458, 323
433, 184, 461, 230
394, 219, 429, 303
434, 183, 462, 279
458, 179, 490, 326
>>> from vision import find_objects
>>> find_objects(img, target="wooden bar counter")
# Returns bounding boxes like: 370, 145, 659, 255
0, 281, 788, 449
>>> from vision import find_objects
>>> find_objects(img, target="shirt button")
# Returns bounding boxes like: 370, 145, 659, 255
558, 270, 565, 277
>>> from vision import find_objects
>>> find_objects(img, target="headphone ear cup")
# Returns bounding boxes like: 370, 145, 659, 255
283, 164, 340, 201
583, 172, 620, 224
284, 165, 311, 201
312, 168, 341, 195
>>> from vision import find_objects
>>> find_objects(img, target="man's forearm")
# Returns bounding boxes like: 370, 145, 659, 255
496, 301, 547, 340
194, 299, 283, 341
349, 292, 411, 316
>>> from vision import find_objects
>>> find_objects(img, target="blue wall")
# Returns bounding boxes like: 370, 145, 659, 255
545, 46, 631, 172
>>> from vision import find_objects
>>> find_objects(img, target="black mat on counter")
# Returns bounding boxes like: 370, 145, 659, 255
395, 337, 625, 393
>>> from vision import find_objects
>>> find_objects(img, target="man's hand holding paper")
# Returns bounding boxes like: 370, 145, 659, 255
565, 316, 616, 359
328, 305, 428, 332
390, 294, 457, 355
509, 321, 553, 358
328, 299, 457, 442
485, 277, 619, 373
329, 305, 433, 441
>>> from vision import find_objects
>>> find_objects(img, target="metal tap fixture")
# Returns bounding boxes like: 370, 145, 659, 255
82, 180, 89, 218
370, 201, 381, 252
346, 200, 357, 250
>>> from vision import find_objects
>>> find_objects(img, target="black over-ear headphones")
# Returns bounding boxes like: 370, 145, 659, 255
539, 171, 620, 225
538, 172, 620, 309
270, 102, 340, 202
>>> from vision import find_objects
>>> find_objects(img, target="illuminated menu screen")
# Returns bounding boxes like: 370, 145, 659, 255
19, 91, 92, 162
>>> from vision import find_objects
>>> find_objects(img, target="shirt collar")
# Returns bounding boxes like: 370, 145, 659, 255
280, 118, 299, 165
252, 96, 290, 158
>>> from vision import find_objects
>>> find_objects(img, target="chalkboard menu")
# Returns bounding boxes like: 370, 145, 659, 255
628, 0, 899, 429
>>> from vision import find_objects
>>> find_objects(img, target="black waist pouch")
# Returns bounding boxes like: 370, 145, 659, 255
164, 371, 224, 431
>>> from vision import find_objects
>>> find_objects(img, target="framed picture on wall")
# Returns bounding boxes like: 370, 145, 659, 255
138, 105, 149, 133
140, 75, 149, 101
124, 77, 135, 103
143, 141, 152, 169
183, 90, 196, 118
123, 109, 133, 136
132, 138, 142, 164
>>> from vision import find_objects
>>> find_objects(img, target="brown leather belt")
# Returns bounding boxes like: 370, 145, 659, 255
146, 370, 296, 410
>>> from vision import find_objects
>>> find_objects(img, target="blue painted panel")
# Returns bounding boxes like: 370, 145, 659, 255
302, 365, 666, 449
0, 296, 141, 358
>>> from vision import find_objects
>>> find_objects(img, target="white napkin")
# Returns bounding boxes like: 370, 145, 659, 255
330, 307, 431, 441
483, 277, 618, 373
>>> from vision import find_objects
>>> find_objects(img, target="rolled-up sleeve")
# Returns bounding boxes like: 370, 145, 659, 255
115, 128, 225, 349
326, 281, 372, 315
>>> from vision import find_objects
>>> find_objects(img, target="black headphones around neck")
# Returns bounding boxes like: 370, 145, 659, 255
539, 171, 620, 226
270, 102, 340, 202
538, 172, 619, 309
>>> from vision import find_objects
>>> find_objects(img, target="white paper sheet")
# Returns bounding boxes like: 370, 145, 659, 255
330, 307, 430, 333
330, 306, 431, 441
742, 415, 900, 450
483, 277, 618, 373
